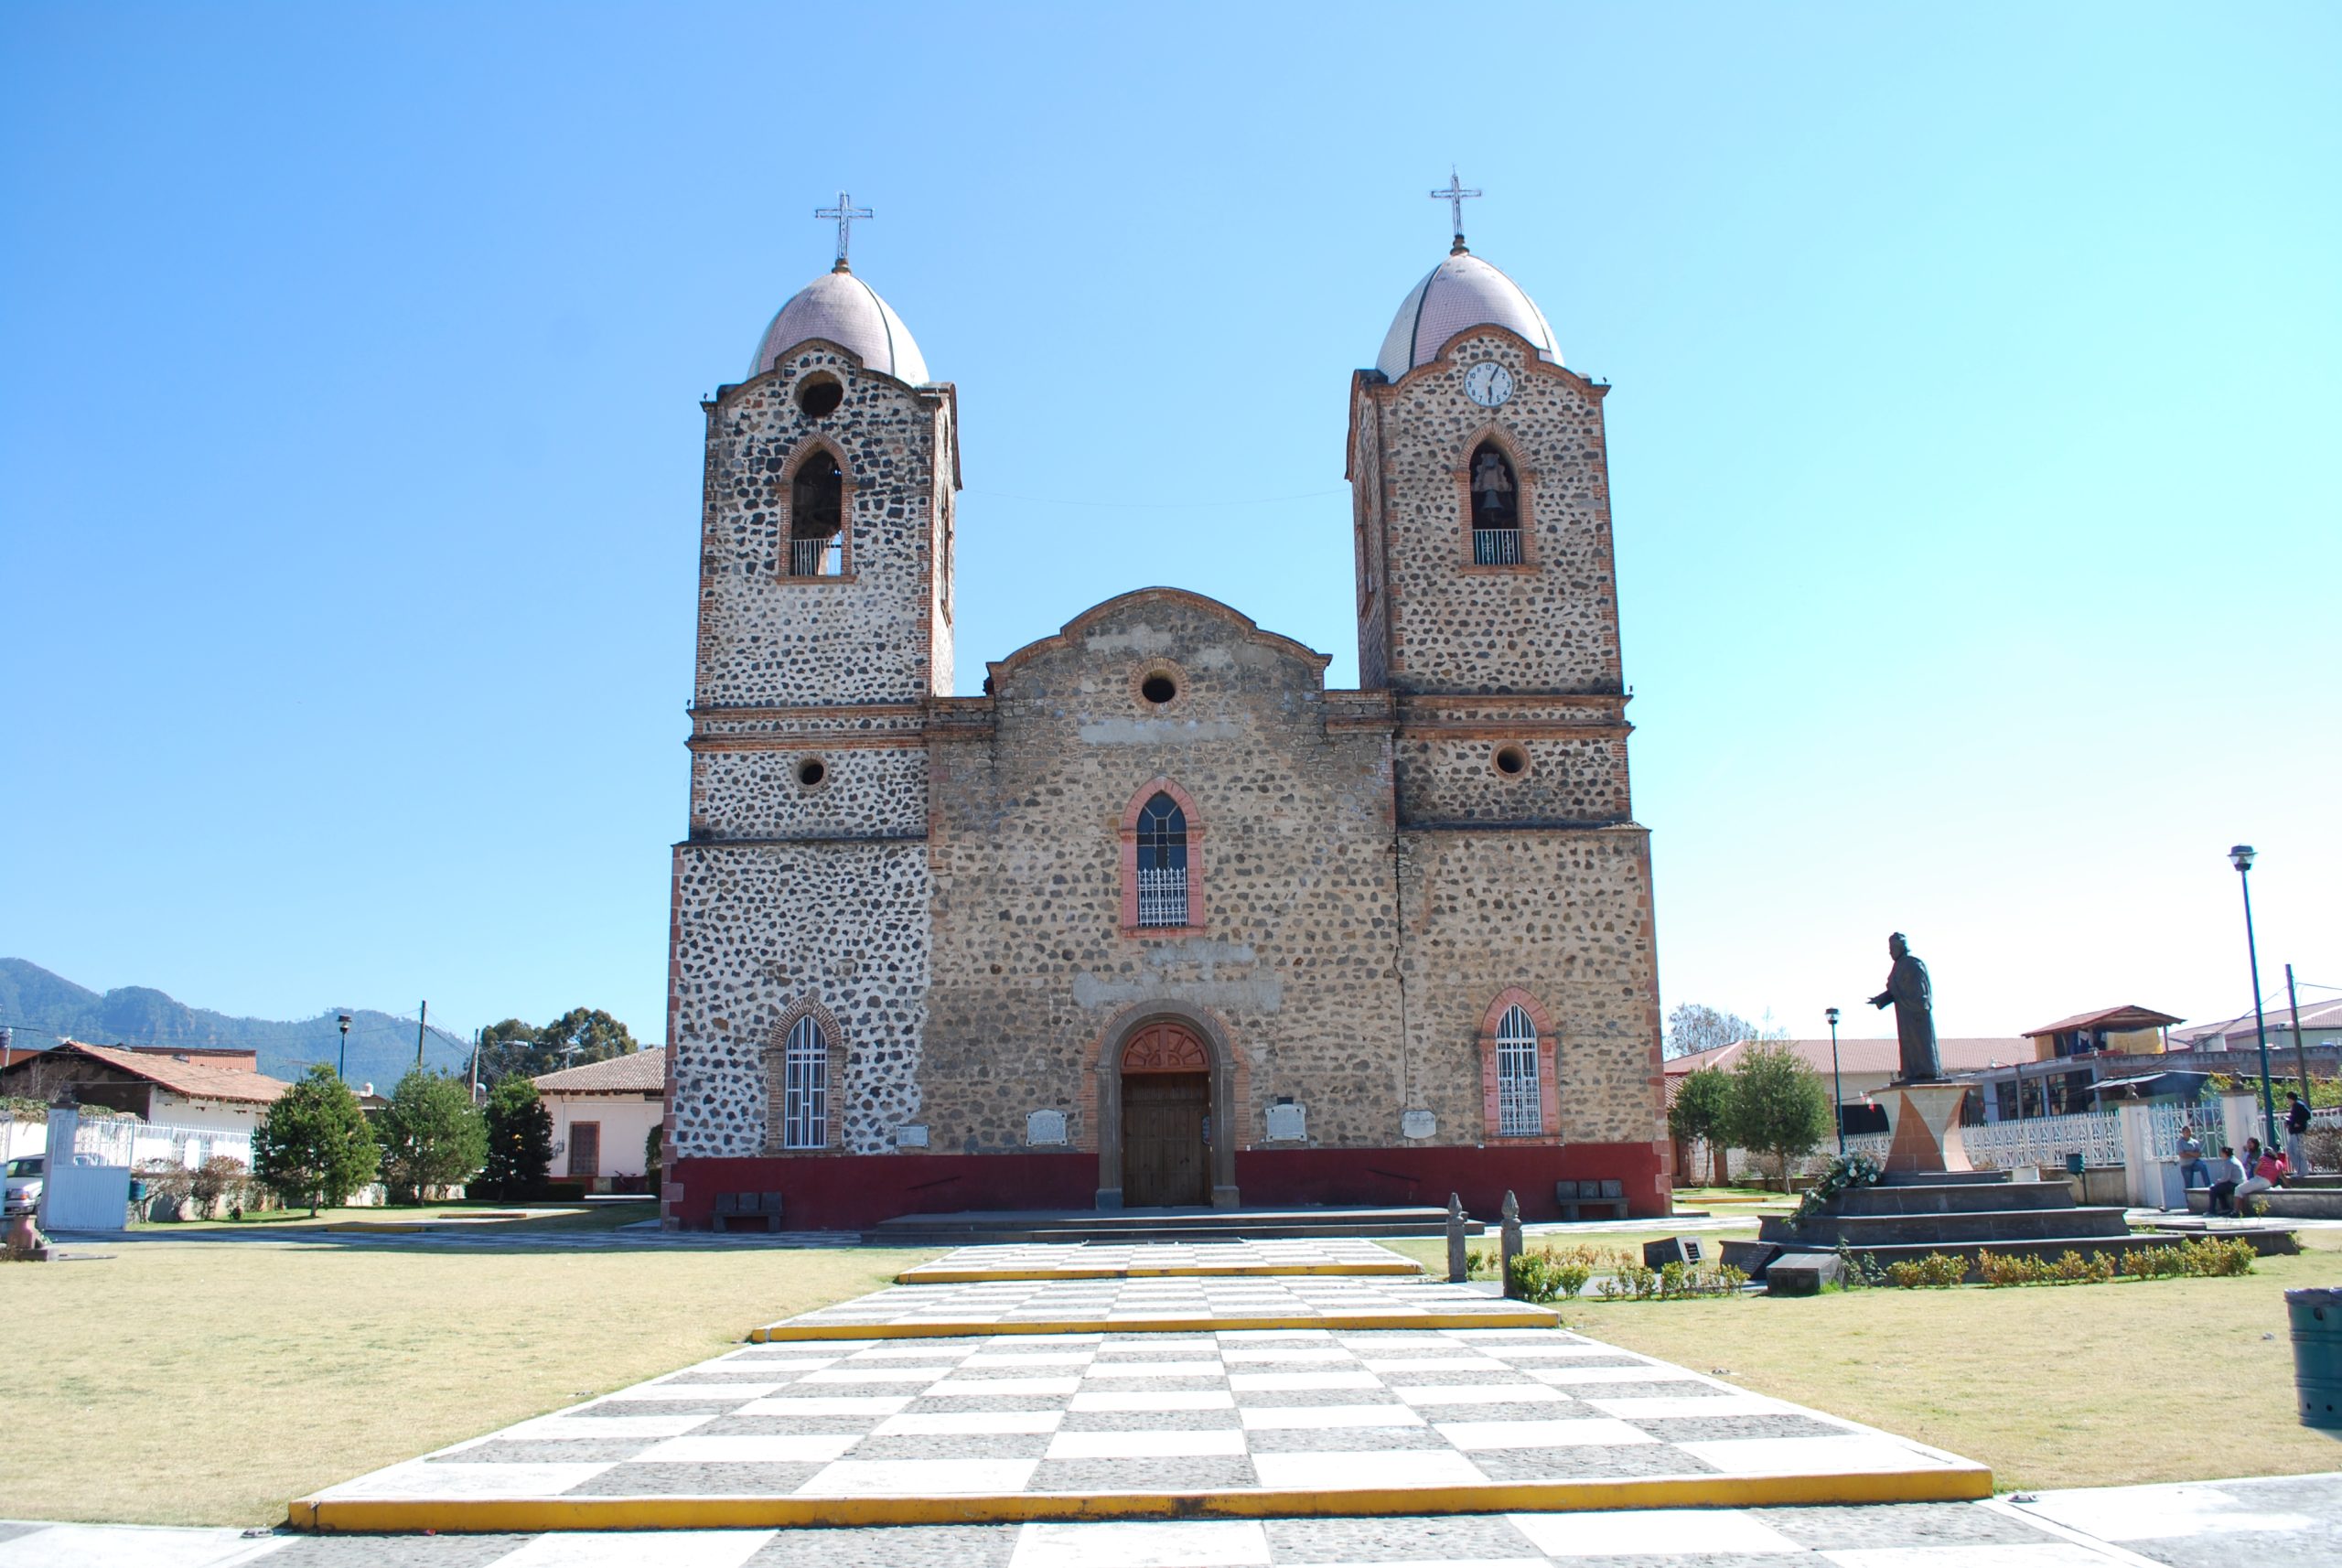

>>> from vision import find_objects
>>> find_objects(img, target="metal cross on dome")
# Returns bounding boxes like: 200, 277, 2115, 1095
1431, 166, 1482, 252
815, 190, 874, 271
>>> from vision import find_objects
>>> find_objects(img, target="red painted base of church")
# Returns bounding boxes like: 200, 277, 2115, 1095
667, 1142, 1669, 1231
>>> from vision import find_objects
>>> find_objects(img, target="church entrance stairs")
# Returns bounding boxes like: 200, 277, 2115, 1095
289, 1241, 1991, 1535
892, 1239, 1428, 1283
860, 1205, 1485, 1246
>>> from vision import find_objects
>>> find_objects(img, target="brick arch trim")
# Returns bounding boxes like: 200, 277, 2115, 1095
1477, 986, 1561, 1141
777, 437, 860, 579
1084, 1001, 1243, 1209
1118, 776, 1207, 935
764, 997, 848, 1155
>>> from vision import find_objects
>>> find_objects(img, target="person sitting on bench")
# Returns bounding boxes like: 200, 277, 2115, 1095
2205, 1144, 2244, 1217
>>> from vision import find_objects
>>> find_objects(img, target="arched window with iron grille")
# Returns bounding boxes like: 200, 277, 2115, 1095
1496, 1004, 1541, 1135
780, 1014, 829, 1149
1134, 793, 1188, 929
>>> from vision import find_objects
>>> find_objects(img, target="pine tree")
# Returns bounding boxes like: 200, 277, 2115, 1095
481, 1074, 553, 1198
1666, 1066, 1736, 1187
376, 1069, 488, 1202
252, 1065, 379, 1216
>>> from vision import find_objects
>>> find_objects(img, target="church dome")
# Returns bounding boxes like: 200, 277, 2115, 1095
1374, 250, 1560, 380
748, 267, 929, 384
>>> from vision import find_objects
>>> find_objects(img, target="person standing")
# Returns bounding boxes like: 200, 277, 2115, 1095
2285, 1094, 2313, 1172
2176, 1124, 2208, 1189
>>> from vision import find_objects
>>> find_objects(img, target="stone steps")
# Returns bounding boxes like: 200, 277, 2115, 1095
863, 1204, 1483, 1244
1832, 1210, 2131, 1245
1839, 1182, 2076, 1216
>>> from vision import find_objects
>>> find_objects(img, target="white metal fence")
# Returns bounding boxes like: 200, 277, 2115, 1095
1720, 1098, 2339, 1182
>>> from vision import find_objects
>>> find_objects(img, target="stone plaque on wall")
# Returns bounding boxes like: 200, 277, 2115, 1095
895, 1124, 929, 1148
1026, 1109, 1068, 1146
1401, 1109, 1437, 1140
1264, 1103, 1307, 1142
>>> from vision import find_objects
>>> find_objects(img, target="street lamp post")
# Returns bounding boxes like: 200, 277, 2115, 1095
337, 1013, 352, 1079
1825, 1007, 1844, 1155
2228, 846, 2280, 1149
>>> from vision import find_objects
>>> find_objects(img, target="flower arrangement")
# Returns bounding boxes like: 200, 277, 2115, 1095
1792, 1149, 1883, 1224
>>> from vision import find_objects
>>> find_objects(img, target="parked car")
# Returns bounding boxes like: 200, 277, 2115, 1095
5, 1155, 44, 1214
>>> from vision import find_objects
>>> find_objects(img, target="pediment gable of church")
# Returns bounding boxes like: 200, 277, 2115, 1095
984, 587, 1330, 697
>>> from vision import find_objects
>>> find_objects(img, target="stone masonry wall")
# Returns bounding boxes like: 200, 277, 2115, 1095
923, 592, 1413, 1158
669, 841, 930, 1158
696, 347, 950, 708
1394, 733, 1630, 825
1399, 824, 1663, 1148
692, 746, 928, 841
1356, 328, 1622, 696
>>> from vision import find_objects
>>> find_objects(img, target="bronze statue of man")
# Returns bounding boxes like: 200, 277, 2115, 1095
1868, 931, 1940, 1082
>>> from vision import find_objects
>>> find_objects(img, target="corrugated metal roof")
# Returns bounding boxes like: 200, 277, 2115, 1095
2021, 1004, 2183, 1038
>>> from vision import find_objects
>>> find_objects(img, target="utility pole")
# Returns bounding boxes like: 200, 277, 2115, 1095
2285, 964, 2313, 1101
416, 1000, 428, 1069
469, 1029, 482, 1102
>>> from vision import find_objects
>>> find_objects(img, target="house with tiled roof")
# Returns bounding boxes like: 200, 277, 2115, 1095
0, 1039, 290, 1155
533, 1047, 665, 1191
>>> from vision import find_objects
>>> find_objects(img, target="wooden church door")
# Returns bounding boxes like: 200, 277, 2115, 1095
1120, 1023, 1210, 1208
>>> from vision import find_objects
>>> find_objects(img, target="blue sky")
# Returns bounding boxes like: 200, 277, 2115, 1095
4, 3, 2336, 1048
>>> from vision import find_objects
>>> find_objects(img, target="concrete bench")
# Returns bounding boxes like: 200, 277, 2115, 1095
714, 1191, 785, 1232
1555, 1178, 1628, 1222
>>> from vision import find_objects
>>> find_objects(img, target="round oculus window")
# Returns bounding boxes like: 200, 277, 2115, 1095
1140, 672, 1177, 705
1494, 745, 1529, 777
796, 757, 828, 788
796, 378, 843, 418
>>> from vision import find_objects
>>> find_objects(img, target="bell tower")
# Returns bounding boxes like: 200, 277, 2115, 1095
664, 202, 954, 1214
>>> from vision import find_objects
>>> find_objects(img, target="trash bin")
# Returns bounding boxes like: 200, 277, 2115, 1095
2289, 1287, 2342, 1430
2064, 1152, 2086, 1176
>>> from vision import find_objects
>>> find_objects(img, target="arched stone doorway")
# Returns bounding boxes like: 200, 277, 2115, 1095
1093, 1007, 1239, 1211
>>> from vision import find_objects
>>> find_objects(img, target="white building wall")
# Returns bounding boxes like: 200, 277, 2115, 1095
548, 1093, 662, 1183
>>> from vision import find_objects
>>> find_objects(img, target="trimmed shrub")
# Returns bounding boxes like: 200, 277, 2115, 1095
1884, 1251, 1967, 1288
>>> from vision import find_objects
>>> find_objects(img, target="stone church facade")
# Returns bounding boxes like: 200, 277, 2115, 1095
661, 231, 1668, 1230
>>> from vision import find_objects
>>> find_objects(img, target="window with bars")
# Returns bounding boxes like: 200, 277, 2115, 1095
1496, 1004, 1541, 1135
1134, 792, 1188, 928
780, 1015, 828, 1149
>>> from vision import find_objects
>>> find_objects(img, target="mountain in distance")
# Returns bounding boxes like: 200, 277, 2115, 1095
0, 957, 472, 1090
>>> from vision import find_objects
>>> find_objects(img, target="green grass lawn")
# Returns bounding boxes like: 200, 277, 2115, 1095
154, 1198, 658, 1233
7, 1223, 2336, 1527
0, 1236, 937, 1527
1574, 1226, 2342, 1491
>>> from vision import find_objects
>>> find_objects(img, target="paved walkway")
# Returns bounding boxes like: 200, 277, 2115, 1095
893, 1240, 1423, 1283
756, 1276, 1552, 1338
293, 1326, 1982, 1530
17, 1478, 2342, 1565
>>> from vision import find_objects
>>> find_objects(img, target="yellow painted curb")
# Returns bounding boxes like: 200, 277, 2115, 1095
288, 1464, 1993, 1533
891, 1262, 1424, 1284
749, 1308, 1559, 1341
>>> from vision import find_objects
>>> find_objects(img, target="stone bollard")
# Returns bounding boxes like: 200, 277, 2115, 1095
1500, 1189, 1523, 1299
1445, 1193, 1467, 1283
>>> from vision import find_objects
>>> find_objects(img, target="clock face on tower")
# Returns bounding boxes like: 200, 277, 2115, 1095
1464, 361, 1514, 408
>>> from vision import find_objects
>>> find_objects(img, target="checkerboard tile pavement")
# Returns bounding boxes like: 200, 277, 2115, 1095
303, 1328, 1980, 1517
186, 1498, 2147, 1566
894, 1240, 1424, 1283
758, 1276, 1553, 1337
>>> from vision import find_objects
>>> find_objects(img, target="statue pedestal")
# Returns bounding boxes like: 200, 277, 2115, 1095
1882, 1081, 1973, 1176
